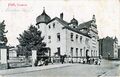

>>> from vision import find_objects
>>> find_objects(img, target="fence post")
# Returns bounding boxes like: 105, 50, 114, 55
0, 47, 8, 69
32, 50, 37, 67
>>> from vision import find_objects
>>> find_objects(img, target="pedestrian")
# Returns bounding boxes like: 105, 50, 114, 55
92, 58, 95, 64
98, 58, 101, 65
82, 58, 85, 64
44, 59, 48, 65
94, 59, 98, 65
61, 56, 64, 64
51, 57, 54, 64
68, 56, 71, 63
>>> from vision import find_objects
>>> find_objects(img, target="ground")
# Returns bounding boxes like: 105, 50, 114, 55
1, 59, 120, 77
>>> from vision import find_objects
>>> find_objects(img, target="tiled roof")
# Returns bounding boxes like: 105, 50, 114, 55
48, 17, 91, 38
78, 20, 92, 29
48, 17, 68, 26
62, 26, 91, 38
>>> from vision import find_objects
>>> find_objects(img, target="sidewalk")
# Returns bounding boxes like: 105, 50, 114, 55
0, 63, 73, 76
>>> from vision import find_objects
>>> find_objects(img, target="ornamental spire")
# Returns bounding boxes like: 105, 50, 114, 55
43, 7, 45, 13
92, 14, 96, 22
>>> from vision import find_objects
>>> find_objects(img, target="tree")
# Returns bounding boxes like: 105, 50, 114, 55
0, 20, 8, 46
17, 25, 47, 59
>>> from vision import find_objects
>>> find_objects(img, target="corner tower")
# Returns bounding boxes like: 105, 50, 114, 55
36, 7, 51, 37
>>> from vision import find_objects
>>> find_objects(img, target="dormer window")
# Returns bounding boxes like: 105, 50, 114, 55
73, 26, 75, 28
49, 25, 51, 29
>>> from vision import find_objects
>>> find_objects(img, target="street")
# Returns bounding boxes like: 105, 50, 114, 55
2, 60, 120, 77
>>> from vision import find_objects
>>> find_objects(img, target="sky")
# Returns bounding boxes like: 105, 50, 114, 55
0, 0, 120, 46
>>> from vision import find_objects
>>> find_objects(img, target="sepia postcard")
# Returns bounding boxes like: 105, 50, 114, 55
0, 0, 120, 77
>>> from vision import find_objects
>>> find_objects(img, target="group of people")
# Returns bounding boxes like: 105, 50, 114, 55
86, 56, 101, 65
87, 58, 101, 65
34, 55, 101, 66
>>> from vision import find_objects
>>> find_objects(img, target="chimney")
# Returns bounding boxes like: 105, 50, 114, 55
92, 14, 96, 22
60, 13, 63, 20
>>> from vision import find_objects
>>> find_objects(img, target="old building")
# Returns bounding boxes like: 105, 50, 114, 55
99, 36, 118, 59
36, 8, 99, 62
118, 46, 120, 59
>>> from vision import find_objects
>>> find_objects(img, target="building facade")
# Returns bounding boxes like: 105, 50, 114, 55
36, 8, 99, 62
99, 36, 118, 59
118, 46, 120, 58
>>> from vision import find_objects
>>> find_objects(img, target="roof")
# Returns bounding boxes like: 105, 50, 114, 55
70, 18, 78, 25
48, 17, 68, 26
48, 17, 91, 38
78, 20, 97, 29
78, 20, 92, 29
36, 10, 51, 25
62, 26, 91, 38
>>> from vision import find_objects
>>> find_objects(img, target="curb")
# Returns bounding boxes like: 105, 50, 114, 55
0, 64, 73, 76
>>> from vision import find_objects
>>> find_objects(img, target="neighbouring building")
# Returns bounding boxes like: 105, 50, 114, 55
99, 36, 118, 59
118, 46, 120, 58
36, 8, 99, 62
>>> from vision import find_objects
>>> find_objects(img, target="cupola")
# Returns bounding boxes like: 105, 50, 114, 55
70, 17, 78, 26
36, 7, 51, 25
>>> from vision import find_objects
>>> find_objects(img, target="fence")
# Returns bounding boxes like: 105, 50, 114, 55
8, 56, 32, 68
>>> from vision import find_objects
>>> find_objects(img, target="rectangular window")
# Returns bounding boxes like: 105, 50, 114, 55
48, 36, 51, 39
80, 49, 82, 57
48, 36, 51, 43
80, 36, 82, 43
91, 50, 93, 57
71, 47, 73, 57
95, 51, 97, 57
71, 33, 73, 41
76, 34, 78, 41
94, 50, 96, 57
57, 47, 60, 56
85, 38, 89, 45
53, 23, 55, 28
76, 48, 78, 57
0, 50, 1, 60
57, 33, 60, 41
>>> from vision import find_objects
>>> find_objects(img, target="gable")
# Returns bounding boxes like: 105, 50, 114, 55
48, 17, 68, 27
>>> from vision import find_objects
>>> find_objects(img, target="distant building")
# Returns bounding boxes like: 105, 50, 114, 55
118, 46, 120, 58
36, 8, 99, 62
99, 36, 118, 59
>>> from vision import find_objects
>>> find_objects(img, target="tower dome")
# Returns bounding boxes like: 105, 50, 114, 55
70, 18, 78, 26
36, 7, 51, 25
